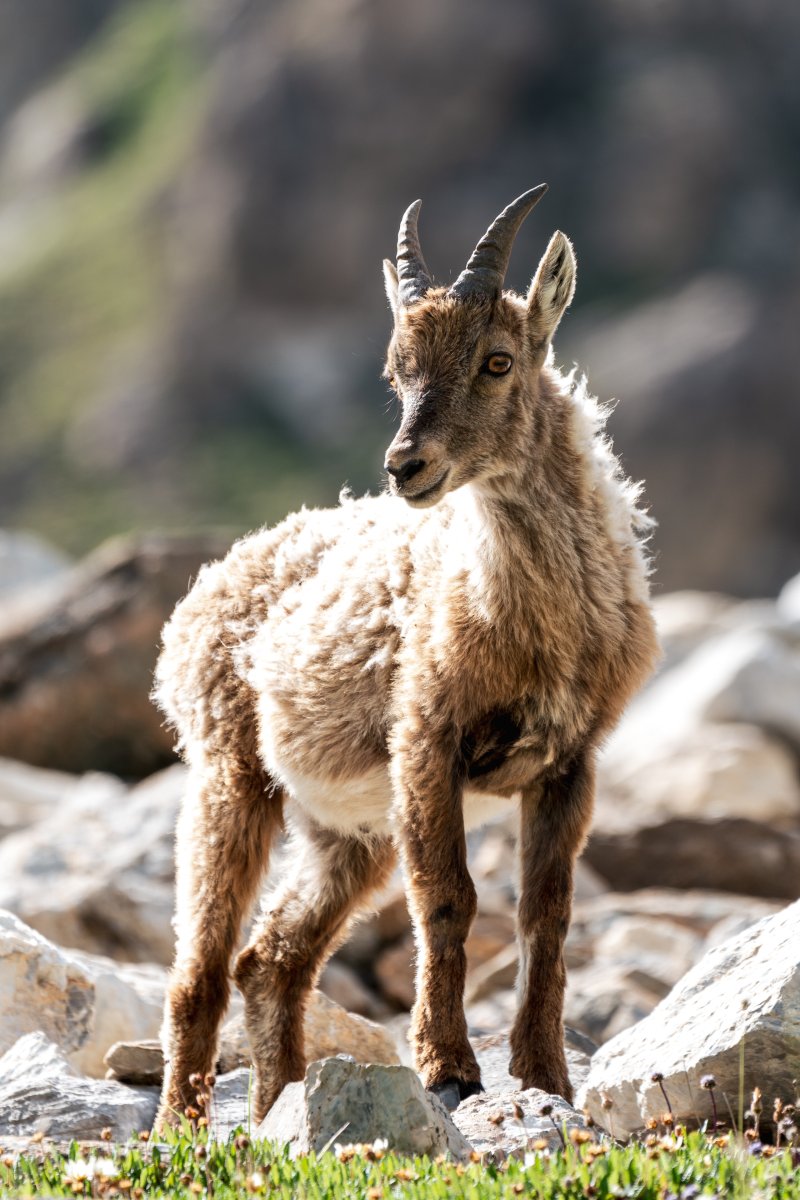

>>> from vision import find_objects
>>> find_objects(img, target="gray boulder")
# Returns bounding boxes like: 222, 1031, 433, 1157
256, 1057, 471, 1159
0, 532, 229, 777
0, 765, 183, 962
0, 908, 165, 1077
578, 899, 800, 1138
0, 1032, 157, 1141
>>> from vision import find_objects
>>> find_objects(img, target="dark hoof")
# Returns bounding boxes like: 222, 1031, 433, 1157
429, 1078, 485, 1111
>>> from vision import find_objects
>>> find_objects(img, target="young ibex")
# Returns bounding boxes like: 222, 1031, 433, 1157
154, 185, 659, 1128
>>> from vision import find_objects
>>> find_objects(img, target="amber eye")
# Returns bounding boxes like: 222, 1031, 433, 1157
483, 353, 513, 376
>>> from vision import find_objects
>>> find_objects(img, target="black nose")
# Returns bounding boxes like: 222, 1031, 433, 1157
386, 457, 426, 487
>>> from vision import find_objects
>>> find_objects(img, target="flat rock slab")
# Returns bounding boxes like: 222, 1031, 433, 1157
579, 899, 800, 1138
0, 1032, 157, 1141
256, 1058, 471, 1159
452, 1088, 585, 1161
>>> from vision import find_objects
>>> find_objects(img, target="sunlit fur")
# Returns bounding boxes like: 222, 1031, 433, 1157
153, 222, 659, 1129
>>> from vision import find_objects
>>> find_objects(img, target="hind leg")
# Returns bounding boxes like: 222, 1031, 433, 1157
156, 758, 282, 1129
234, 820, 395, 1122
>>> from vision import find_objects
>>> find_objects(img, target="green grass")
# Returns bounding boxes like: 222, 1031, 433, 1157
0, 0, 206, 552
2, 1126, 799, 1199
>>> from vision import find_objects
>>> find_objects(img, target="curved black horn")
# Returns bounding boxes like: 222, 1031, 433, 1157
449, 184, 548, 301
396, 199, 432, 306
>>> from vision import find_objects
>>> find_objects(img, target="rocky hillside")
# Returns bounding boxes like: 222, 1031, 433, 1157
1, 530, 800, 1148
0, 0, 799, 593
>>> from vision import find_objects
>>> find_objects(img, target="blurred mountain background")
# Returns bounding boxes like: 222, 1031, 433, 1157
1, 0, 799, 594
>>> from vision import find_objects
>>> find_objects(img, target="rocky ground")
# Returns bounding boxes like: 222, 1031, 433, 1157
1, 531, 800, 1157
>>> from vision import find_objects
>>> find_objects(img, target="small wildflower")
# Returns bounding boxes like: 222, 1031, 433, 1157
117, 1182, 132, 1192
748, 1139, 763, 1156
31, 1131, 44, 1144
190, 1183, 204, 1195
366, 1189, 383, 1200
100, 1127, 113, 1142
600, 1094, 613, 1111
180, 1174, 193, 1186
133, 1189, 144, 1199
204, 1072, 216, 1088
512, 1100, 525, 1121
532, 1138, 549, 1151
539, 1101, 553, 1117
469, 1150, 481, 1162
63, 1159, 93, 1185
195, 1144, 207, 1161
245, 1172, 264, 1192
394, 1168, 417, 1182
137, 1130, 150, 1142
2, 1155, 15, 1168
235, 1134, 251, 1151
512, 1185, 524, 1195
651, 1071, 664, 1083
662, 1112, 675, 1127
184, 1106, 200, 1121
488, 1110, 505, 1126
569, 1127, 591, 1144
197, 1116, 209, 1129
645, 1117, 658, 1130
189, 1072, 202, 1087
700, 1074, 716, 1090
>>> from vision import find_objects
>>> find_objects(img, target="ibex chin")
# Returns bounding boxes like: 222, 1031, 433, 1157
154, 185, 659, 1128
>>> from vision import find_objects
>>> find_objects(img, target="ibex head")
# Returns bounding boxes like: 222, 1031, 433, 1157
382, 186, 576, 506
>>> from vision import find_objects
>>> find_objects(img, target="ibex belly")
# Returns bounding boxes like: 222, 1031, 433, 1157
268, 760, 515, 838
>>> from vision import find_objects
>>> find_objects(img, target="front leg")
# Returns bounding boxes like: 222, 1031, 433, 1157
510, 750, 595, 1104
392, 726, 482, 1108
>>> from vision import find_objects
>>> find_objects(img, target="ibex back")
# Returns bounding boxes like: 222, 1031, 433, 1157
154, 186, 659, 1128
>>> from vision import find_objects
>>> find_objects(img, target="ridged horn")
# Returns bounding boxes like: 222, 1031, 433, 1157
396, 199, 432, 307
449, 184, 549, 300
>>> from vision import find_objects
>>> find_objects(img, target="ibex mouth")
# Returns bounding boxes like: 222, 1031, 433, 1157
404, 469, 450, 507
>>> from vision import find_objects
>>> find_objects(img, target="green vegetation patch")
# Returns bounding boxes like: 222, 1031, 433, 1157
2, 1127, 800, 1200
0, 0, 204, 549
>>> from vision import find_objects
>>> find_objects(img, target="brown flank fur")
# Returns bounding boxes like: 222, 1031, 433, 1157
153, 198, 659, 1129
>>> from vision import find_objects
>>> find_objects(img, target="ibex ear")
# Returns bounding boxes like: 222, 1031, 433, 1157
526, 231, 576, 362
383, 258, 399, 318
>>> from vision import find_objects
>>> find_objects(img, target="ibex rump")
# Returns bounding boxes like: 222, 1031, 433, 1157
154, 186, 659, 1127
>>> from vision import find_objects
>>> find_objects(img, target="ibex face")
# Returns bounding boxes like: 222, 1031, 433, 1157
382, 187, 577, 506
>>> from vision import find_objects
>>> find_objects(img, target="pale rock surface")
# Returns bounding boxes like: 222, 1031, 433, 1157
778, 572, 800, 621
579, 899, 800, 1137
565, 962, 663, 1044
256, 1057, 472, 1159
0, 756, 79, 838
0, 1032, 157, 1141
319, 959, 390, 1019
0, 530, 71, 599
0, 909, 165, 1076
651, 590, 738, 673
602, 626, 800, 765
218, 990, 400, 1073
597, 721, 800, 831
0, 765, 184, 962
452, 1088, 585, 1161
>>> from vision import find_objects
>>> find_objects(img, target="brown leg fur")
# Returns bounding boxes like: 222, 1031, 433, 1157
509, 751, 595, 1103
156, 760, 281, 1129
393, 733, 482, 1103
233, 822, 395, 1122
